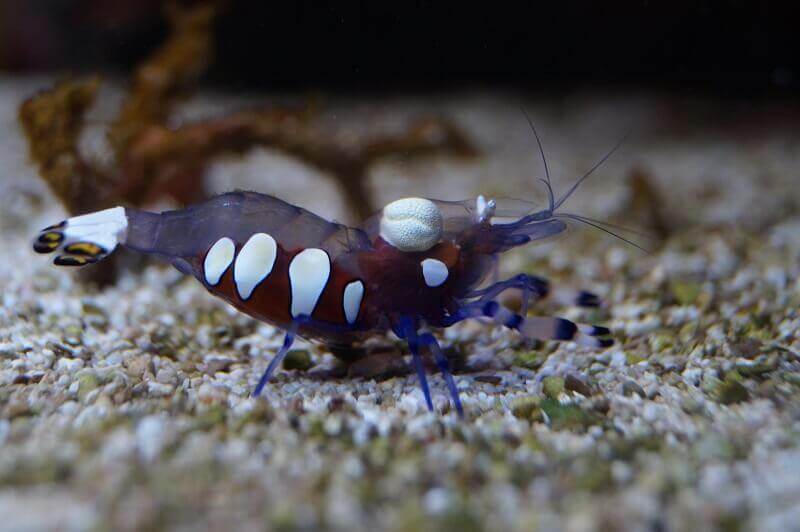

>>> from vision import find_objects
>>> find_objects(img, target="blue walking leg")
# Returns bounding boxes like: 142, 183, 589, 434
445, 301, 612, 347
410, 340, 434, 412
467, 273, 548, 303
396, 317, 434, 412
466, 274, 600, 309
253, 319, 302, 397
418, 332, 463, 417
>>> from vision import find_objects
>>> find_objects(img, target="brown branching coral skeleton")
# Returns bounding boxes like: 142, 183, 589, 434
19, 1, 477, 280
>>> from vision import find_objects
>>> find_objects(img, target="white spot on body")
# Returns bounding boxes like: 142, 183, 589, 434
342, 280, 364, 324
421, 258, 449, 287
475, 195, 496, 222
476, 195, 487, 214
379, 197, 443, 252
233, 233, 278, 299
289, 248, 331, 318
63, 206, 128, 252
204, 237, 235, 286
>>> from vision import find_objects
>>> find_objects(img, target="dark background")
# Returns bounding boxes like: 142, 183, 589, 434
1, 1, 797, 96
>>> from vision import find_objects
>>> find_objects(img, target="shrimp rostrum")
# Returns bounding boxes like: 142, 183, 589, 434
33, 141, 624, 416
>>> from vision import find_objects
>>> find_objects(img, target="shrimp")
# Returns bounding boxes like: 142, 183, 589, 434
33, 126, 630, 417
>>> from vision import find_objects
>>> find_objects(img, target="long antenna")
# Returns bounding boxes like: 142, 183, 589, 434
553, 132, 629, 211
521, 108, 555, 211
560, 212, 655, 239
556, 213, 649, 253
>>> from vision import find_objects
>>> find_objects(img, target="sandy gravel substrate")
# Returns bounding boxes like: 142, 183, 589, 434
1, 77, 799, 531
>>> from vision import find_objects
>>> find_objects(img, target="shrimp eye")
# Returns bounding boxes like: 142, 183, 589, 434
379, 197, 443, 252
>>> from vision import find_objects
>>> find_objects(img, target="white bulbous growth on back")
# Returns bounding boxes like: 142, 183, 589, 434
379, 197, 443, 252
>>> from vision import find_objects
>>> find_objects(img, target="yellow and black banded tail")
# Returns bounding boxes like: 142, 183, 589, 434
33, 207, 128, 267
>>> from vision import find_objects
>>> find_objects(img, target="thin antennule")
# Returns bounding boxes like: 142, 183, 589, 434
553, 131, 630, 211
521, 108, 555, 211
